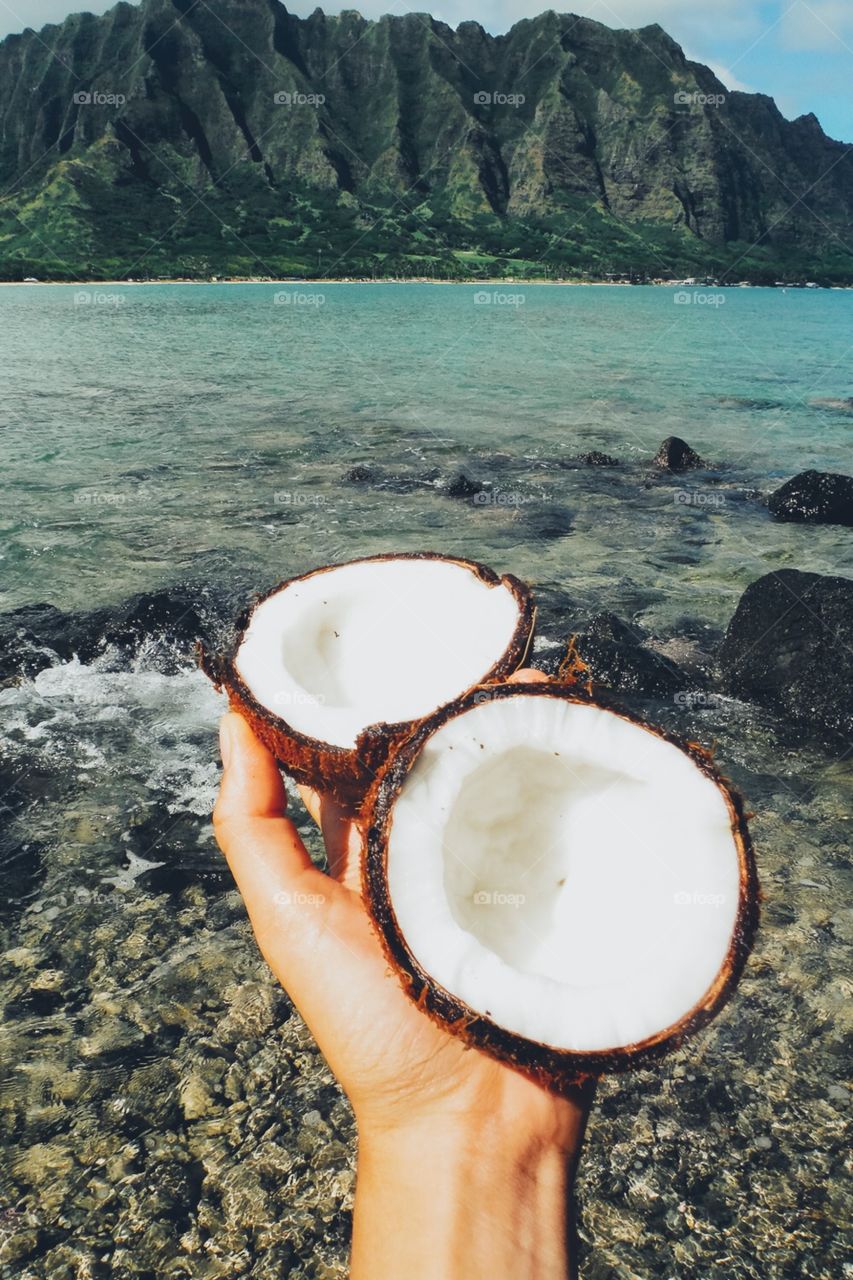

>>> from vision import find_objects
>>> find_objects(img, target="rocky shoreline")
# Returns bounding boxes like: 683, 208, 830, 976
1, 448, 851, 1279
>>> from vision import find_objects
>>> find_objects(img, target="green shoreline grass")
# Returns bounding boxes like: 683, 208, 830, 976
3, 277, 850, 288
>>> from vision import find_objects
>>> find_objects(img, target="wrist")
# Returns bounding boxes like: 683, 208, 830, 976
352, 1084, 593, 1280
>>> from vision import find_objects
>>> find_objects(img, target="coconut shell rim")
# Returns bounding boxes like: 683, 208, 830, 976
362, 680, 760, 1085
200, 551, 536, 800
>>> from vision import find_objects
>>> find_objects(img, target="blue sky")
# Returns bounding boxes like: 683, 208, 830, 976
1, 0, 851, 141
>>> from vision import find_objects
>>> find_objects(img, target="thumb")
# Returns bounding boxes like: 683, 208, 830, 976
212, 712, 355, 998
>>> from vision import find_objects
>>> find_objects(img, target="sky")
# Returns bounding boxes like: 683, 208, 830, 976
1, 0, 851, 141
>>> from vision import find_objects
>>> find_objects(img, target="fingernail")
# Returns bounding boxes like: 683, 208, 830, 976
219, 716, 235, 769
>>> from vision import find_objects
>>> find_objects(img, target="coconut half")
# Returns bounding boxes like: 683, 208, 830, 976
363, 682, 759, 1083
206, 554, 534, 802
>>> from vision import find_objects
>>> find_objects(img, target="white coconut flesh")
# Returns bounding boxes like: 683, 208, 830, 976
233, 559, 524, 749
386, 693, 743, 1054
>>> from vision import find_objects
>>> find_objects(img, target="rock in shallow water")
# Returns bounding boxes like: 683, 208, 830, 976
445, 471, 484, 498
0, 587, 218, 683
718, 569, 853, 739
342, 464, 373, 483
572, 612, 691, 696
579, 450, 620, 466
653, 436, 706, 471
767, 470, 853, 526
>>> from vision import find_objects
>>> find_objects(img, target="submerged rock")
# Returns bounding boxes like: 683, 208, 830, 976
810, 396, 853, 415
446, 472, 484, 498
579, 450, 620, 466
523, 503, 573, 540
342, 464, 373, 483
767, 470, 853, 526
653, 436, 705, 471
718, 569, 853, 738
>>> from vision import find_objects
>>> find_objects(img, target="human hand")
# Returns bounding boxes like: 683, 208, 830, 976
213, 669, 594, 1279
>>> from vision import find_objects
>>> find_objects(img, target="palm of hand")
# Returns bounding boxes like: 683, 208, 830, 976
213, 669, 589, 1144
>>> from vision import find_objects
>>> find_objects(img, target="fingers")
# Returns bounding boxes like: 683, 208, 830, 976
318, 798, 364, 889
297, 784, 363, 888
507, 666, 550, 684
213, 713, 353, 985
297, 784, 322, 827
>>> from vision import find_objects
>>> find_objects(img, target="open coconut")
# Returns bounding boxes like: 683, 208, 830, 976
207, 554, 534, 803
363, 682, 758, 1083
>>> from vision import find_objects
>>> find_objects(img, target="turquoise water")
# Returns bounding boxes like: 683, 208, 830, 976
2, 282, 851, 625
0, 282, 851, 1279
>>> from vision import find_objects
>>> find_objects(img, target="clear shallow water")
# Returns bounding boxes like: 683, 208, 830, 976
2, 282, 852, 622
0, 283, 851, 1279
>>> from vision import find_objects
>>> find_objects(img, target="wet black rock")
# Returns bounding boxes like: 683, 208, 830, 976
343, 464, 373, 483
0, 588, 214, 682
767, 470, 853, 526
574, 612, 691, 696
446, 472, 484, 498
653, 436, 705, 471
97, 589, 206, 658
0, 603, 77, 682
718, 569, 853, 738
579, 450, 620, 466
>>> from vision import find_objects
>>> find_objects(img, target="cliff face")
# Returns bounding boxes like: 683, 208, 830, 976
1, 1, 850, 279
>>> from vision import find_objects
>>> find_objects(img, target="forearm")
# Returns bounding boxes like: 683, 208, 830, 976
351, 1097, 589, 1280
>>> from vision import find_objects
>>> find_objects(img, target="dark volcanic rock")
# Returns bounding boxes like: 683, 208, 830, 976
767, 470, 853, 526
718, 569, 853, 738
446, 472, 484, 499
0, 589, 210, 682
653, 436, 705, 471
573, 612, 690, 696
0, 603, 77, 681
579, 451, 620, 466
343, 464, 373, 483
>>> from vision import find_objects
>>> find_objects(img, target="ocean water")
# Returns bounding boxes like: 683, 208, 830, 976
0, 282, 851, 1279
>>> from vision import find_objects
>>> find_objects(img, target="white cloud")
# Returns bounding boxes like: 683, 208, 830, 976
683, 50, 754, 94
780, 0, 853, 53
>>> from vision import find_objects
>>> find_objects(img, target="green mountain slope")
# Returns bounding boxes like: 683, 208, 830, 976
0, 1, 851, 281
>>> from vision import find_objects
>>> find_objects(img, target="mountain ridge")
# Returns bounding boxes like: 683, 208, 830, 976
1, 1, 851, 281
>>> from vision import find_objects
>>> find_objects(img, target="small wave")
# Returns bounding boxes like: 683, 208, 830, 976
0, 658, 226, 813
